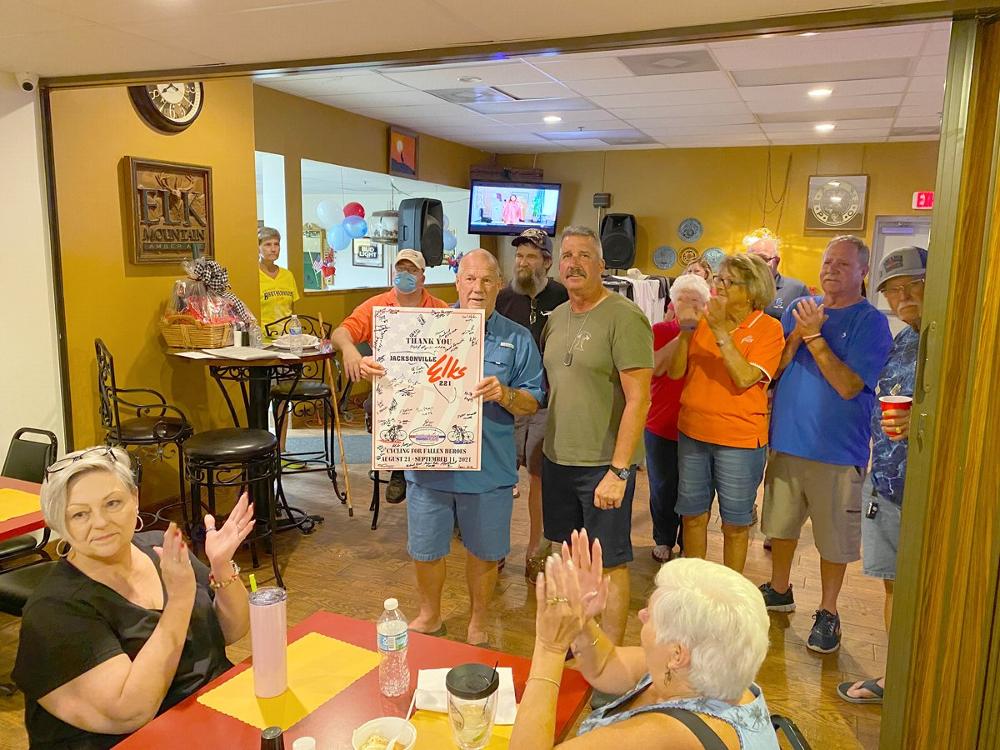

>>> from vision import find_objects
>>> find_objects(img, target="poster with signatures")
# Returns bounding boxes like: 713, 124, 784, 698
371, 306, 485, 471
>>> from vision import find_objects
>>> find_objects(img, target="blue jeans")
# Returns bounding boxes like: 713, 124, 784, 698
675, 432, 766, 526
644, 430, 682, 549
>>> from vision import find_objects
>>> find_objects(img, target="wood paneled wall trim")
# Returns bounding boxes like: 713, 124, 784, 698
883, 17, 1000, 749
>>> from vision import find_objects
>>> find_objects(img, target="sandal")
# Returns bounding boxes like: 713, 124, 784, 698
651, 545, 675, 563
525, 553, 548, 582
837, 678, 884, 704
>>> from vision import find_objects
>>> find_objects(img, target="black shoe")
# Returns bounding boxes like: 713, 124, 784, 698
808, 609, 842, 653
759, 582, 796, 612
386, 471, 406, 504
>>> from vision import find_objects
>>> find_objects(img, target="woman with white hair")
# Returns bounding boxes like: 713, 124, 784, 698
510, 529, 777, 749
13, 447, 255, 750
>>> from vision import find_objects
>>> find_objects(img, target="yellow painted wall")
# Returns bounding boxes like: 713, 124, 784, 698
500, 142, 939, 288
253, 84, 495, 323
50, 78, 259, 502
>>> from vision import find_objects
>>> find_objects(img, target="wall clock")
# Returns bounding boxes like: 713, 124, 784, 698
128, 82, 205, 134
805, 174, 869, 232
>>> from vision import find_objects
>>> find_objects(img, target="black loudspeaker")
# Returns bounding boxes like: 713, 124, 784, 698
600, 213, 636, 268
398, 198, 444, 267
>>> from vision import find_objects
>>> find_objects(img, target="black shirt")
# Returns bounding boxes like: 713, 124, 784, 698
13, 531, 232, 750
495, 278, 569, 349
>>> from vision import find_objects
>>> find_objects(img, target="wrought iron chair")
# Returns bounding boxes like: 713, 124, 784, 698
264, 315, 346, 531
772, 714, 812, 750
0, 428, 57, 565
95, 339, 194, 530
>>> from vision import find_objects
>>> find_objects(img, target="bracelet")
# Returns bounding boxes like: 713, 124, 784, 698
527, 676, 561, 689
503, 386, 516, 408
208, 560, 241, 591
802, 333, 823, 343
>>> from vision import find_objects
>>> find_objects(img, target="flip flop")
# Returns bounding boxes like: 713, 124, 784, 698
411, 623, 447, 638
837, 678, 884, 704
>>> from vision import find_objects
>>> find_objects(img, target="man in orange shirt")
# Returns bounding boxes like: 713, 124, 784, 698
331, 249, 449, 502
662, 253, 784, 573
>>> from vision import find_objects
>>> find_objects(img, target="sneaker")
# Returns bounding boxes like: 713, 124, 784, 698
808, 609, 842, 653
386, 471, 407, 504
759, 582, 796, 612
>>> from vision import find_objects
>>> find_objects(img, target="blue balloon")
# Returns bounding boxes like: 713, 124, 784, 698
343, 215, 368, 239
443, 214, 451, 230
443, 231, 457, 251
330, 224, 351, 252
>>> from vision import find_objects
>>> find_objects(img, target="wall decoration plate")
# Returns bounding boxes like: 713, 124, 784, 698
679, 246, 700, 266
702, 247, 726, 271
653, 245, 677, 270
805, 174, 869, 231
677, 218, 703, 243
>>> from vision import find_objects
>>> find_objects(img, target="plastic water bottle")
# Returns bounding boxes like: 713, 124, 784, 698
377, 597, 410, 697
288, 315, 304, 356
249, 323, 263, 349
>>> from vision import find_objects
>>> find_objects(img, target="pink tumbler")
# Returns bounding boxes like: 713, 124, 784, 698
249, 587, 288, 698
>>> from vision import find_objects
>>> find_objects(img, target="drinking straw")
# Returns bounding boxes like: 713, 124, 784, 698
249, 573, 258, 592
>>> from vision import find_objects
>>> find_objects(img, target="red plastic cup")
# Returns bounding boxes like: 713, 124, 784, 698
879, 395, 913, 414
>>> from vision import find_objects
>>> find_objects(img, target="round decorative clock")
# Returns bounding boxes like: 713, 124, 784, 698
679, 246, 700, 266
702, 247, 726, 271
653, 245, 677, 270
677, 218, 703, 243
806, 175, 868, 230
128, 82, 205, 134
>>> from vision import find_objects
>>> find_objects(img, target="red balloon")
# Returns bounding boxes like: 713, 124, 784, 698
343, 202, 365, 219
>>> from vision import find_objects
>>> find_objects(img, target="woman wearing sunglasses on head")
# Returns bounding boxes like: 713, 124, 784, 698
13, 447, 255, 750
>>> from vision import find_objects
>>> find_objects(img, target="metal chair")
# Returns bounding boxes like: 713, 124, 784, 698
264, 315, 346, 531
772, 714, 812, 750
0, 428, 57, 565
95, 339, 194, 530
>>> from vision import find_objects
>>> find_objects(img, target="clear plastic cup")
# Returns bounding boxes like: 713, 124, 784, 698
445, 664, 499, 750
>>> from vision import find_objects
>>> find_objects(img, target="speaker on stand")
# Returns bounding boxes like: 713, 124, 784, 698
398, 198, 444, 267
600, 213, 636, 270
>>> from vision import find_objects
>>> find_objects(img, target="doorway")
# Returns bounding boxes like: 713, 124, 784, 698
869, 215, 932, 335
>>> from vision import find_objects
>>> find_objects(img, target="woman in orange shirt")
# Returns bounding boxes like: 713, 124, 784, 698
659, 254, 784, 573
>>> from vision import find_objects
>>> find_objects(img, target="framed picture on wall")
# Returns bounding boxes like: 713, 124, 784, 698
303, 222, 326, 291
352, 238, 384, 268
388, 125, 418, 179
805, 174, 869, 232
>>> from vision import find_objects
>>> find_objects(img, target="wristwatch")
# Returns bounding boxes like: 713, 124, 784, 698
609, 465, 631, 480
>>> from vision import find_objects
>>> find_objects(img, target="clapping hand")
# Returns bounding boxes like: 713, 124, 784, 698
534, 555, 595, 654
674, 291, 706, 329
154, 522, 196, 606
705, 296, 727, 333
560, 529, 609, 622
792, 298, 828, 339
204, 491, 255, 572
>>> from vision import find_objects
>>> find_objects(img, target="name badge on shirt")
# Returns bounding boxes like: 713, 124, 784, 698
499, 341, 515, 349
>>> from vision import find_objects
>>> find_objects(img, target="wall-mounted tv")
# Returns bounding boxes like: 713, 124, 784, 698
467, 180, 561, 237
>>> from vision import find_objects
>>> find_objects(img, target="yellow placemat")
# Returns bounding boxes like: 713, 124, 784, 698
0, 488, 40, 523
410, 710, 513, 749
197, 632, 380, 730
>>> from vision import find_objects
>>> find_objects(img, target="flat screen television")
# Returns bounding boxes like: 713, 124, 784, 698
467, 180, 561, 237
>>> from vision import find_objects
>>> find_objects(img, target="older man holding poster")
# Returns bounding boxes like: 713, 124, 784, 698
363, 250, 543, 645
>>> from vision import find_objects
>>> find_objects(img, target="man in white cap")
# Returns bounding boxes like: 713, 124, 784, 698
332, 249, 449, 502
748, 235, 811, 320
837, 245, 927, 706
495, 228, 568, 580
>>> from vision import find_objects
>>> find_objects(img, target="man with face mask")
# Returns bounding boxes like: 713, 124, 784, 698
332, 249, 449, 502
495, 229, 568, 580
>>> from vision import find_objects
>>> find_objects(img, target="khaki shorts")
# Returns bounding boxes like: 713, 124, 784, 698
761, 451, 865, 564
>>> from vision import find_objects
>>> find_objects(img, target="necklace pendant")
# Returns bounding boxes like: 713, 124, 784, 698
563, 351, 573, 367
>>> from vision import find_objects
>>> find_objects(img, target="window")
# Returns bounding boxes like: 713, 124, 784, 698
255, 151, 287, 267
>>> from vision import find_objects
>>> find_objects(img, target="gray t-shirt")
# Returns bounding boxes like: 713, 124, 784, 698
541, 292, 653, 466
766, 273, 811, 320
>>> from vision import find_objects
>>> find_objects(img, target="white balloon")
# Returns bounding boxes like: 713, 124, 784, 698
316, 200, 342, 230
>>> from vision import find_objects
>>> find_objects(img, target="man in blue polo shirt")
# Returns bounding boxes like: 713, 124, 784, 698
760, 235, 892, 654
366, 249, 544, 647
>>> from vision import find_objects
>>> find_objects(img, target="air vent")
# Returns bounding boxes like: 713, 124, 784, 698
890, 125, 941, 136
617, 49, 719, 76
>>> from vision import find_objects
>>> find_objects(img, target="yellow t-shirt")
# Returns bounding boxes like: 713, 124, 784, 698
259, 267, 300, 328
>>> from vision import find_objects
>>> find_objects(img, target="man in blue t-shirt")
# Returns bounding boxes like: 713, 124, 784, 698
759, 235, 893, 654
837, 245, 926, 706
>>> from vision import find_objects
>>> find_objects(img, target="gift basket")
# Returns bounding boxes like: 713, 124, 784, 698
160, 259, 256, 348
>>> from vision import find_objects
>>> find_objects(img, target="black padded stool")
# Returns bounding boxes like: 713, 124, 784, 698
183, 428, 282, 587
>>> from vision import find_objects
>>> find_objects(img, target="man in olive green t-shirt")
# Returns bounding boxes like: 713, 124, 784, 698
541, 226, 653, 649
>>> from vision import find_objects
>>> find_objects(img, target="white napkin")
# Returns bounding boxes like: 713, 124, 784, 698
272, 333, 320, 349
414, 668, 518, 725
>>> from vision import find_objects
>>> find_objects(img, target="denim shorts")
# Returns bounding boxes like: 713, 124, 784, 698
861, 478, 900, 580
405, 481, 513, 562
674, 432, 766, 526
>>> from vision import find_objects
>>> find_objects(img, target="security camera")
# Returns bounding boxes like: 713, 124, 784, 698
15, 73, 39, 93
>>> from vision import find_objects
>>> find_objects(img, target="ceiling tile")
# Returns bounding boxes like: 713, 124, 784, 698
901, 91, 944, 110
887, 134, 940, 142
486, 110, 624, 126
923, 29, 952, 56
622, 113, 758, 129
738, 77, 909, 101
732, 58, 912, 87
314, 90, 443, 108
617, 48, 719, 76
527, 56, 633, 81
0, 2, 93, 37
748, 93, 904, 114
893, 115, 942, 128
589, 87, 742, 109
760, 118, 894, 132
908, 75, 946, 93
710, 32, 925, 70
913, 54, 948, 77
897, 104, 944, 118
611, 101, 753, 119
257, 71, 412, 96
492, 81, 575, 99
378, 61, 551, 89
756, 107, 896, 123
569, 70, 733, 97
463, 97, 595, 114
643, 123, 765, 137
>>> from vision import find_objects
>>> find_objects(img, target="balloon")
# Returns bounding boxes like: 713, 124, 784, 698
442, 214, 450, 230
443, 231, 457, 252
343, 215, 368, 239
315, 200, 342, 230
329, 224, 351, 252
343, 201, 365, 219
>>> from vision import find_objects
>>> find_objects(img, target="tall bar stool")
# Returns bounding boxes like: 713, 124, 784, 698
264, 315, 346, 531
182, 429, 283, 587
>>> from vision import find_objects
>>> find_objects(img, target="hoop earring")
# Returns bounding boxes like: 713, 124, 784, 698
56, 539, 72, 558
135, 514, 145, 533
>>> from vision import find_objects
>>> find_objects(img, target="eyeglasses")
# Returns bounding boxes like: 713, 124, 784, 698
529, 298, 539, 326
713, 275, 747, 290
44, 446, 118, 479
882, 278, 925, 298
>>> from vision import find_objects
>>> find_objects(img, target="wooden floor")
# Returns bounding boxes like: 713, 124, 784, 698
0, 425, 886, 749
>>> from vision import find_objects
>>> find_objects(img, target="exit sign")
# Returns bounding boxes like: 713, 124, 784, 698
912, 191, 935, 209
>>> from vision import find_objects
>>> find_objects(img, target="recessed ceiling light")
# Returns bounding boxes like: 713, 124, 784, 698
815, 122, 836, 133
808, 87, 833, 99
458, 76, 482, 83
798, 32, 819, 37
543, 115, 562, 124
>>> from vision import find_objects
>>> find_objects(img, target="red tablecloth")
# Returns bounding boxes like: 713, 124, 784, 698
0, 477, 43, 543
